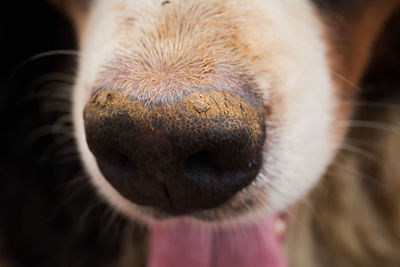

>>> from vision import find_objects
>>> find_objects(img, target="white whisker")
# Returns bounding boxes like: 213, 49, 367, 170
331, 70, 362, 91
341, 120, 400, 134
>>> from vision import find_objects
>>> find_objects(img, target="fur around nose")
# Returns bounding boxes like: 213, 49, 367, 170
84, 89, 266, 215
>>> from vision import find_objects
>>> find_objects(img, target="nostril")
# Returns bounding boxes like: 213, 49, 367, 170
182, 147, 261, 209
99, 148, 137, 176
184, 151, 219, 180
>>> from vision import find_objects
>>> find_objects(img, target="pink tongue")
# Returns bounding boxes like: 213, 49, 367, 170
148, 217, 287, 267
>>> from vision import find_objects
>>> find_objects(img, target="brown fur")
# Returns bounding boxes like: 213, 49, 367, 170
48, 0, 89, 41
323, 0, 400, 136
286, 94, 400, 267
94, 2, 256, 104
286, 5, 400, 266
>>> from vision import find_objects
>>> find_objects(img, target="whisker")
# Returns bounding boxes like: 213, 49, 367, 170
340, 101, 400, 111
30, 72, 74, 88
43, 102, 72, 113
100, 206, 123, 233
76, 201, 104, 233
342, 138, 382, 148
62, 174, 89, 191
326, 159, 398, 198
331, 70, 362, 91
339, 143, 379, 163
33, 91, 72, 103
58, 114, 73, 126
99, 208, 131, 245
54, 147, 78, 157
340, 120, 400, 134
50, 174, 92, 220
26, 125, 74, 146
54, 154, 80, 164
11, 50, 79, 80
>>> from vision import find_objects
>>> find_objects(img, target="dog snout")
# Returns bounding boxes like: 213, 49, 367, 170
84, 88, 265, 215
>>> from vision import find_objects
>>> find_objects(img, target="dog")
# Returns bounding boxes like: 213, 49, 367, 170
25, 0, 400, 266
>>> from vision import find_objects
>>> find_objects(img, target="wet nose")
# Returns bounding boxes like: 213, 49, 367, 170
84, 89, 265, 215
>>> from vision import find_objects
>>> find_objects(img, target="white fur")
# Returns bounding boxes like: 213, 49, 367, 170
73, 0, 339, 224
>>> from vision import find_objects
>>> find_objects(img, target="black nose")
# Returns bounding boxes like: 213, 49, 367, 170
84, 89, 265, 215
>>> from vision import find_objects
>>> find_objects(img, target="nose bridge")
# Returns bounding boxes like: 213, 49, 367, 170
85, 88, 265, 144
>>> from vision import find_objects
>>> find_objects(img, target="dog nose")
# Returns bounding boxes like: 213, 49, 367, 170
84, 89, 265, 215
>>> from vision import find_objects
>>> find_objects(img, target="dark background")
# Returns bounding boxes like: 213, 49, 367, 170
0, 2, 132, 267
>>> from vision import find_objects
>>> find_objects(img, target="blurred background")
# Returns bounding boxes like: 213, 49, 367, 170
0, 2, 140, 267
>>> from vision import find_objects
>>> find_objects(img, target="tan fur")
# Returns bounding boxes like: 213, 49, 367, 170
324, 0, 400, 137
95, 1, 255, 104
330, 0, 400, 85
48, 0, 88, 40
